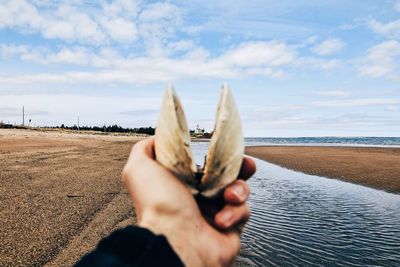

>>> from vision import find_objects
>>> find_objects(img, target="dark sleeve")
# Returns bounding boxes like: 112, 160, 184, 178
75, 226, 184, 267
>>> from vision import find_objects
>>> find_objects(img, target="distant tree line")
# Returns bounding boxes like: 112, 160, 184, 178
56, 124, 155, 135
0, 122, 12, 128
0, 121, 155, 135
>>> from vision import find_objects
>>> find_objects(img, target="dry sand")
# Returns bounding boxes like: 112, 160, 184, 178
0, 129, 143, 266
246, 145, 400, 194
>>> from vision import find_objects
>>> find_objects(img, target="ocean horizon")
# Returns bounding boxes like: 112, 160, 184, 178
244, 136, 400, 147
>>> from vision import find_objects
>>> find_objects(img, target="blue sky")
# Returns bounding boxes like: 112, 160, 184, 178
0, 0, 399, 137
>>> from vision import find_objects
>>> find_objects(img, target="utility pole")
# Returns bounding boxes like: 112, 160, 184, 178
77, 116, 80, 131
22, 106, 25, 126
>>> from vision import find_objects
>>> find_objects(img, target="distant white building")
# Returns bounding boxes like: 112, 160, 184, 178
195, 124, 203, 135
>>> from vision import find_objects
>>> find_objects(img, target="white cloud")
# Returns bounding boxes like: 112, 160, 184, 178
98, 0, 142, 43
0, 44, 28, 57
0, 44, 122, 67
45, 47, 93, 65
0, 1, 107, 44
167, 40, 196, 52
49, 4, 105, 42
313, 98, 400, 107
253, 104, 305, 114
325, 113, 400, 127
101, 0, 140, 18
0, 0, 180, 45
138, 2, 183, 56
246, 108, 400, 133
296, 35, 318, 48
395, 0, 400, 13
368, 19, 400, 40
0, 39, 343, 85
0, 0, 43, 29
358, 40, 400, 79
316, 90, 350, 97
297, 57, 341, 70
221, 41, 296, 67
244, 67, 285, 79
0, 93, 162, 127
310, 113, 400, 129
266, 116, 311, 126
0, 2, 342, 84
139, 2, 180, 22
304, 36, 318, 45
99, 17, 138, 43
386, 105, 399, 111
312, 38, 345, 56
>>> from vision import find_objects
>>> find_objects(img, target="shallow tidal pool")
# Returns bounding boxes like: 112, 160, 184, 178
191, 142, 400, 267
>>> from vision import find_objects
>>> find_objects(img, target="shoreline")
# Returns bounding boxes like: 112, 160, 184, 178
246, 143, 400, 148
245, 145, 400, 194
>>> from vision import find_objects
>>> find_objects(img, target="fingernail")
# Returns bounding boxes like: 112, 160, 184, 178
220, 209, 233, 225
232, 184, 245, 199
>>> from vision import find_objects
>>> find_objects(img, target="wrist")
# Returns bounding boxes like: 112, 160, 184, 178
138, 211, 206, 267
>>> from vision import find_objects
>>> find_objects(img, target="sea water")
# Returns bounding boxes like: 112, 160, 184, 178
190, 142, 400, 267
244, 136, 400, 147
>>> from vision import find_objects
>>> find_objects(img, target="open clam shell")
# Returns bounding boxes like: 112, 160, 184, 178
154, 84, 244, 198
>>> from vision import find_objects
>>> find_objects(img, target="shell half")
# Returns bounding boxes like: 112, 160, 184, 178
154, 86, 198, 193
154, 84, 244, 198
200, 84, 244, 197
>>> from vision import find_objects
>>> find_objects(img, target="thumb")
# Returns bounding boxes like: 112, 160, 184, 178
122, 137, 194, 213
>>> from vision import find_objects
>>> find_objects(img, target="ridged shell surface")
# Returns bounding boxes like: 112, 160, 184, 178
200, 84, 244, 197
154, 86, 198, 192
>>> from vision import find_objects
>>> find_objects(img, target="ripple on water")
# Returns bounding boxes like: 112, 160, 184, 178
190, 143, 400, 267
241, 159, 400, 267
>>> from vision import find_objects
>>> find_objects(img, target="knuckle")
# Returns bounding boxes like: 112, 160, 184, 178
130, 143, 140, 157
231, 235, 241, 255
234, 180, 250, 199
243, 205, 251, 220
235, 179, 245, 186
242, 182, 250, 195
132, 139, 146, 154
121, 162, 137, 185
121, 165, 130, 184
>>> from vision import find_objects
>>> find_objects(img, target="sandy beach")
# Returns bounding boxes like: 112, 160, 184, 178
0, 129, 143, 266
246, 146, 400, 194
2, 130, 399, 266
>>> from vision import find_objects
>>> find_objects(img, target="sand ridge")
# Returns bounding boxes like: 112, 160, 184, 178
246, 145, 400, 194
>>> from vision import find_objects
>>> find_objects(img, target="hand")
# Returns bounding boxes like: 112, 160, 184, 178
122, 138, 256, 267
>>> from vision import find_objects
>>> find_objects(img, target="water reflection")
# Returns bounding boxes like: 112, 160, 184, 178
191, 142, 400, 267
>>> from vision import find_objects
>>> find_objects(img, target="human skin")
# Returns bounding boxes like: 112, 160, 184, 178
122, 138, 256, 267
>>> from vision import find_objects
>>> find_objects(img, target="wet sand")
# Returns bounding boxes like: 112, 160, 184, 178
0, 129, 142, 266
246, 146, 400, 194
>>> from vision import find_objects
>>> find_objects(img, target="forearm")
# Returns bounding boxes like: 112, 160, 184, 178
75, 226, 184, 267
